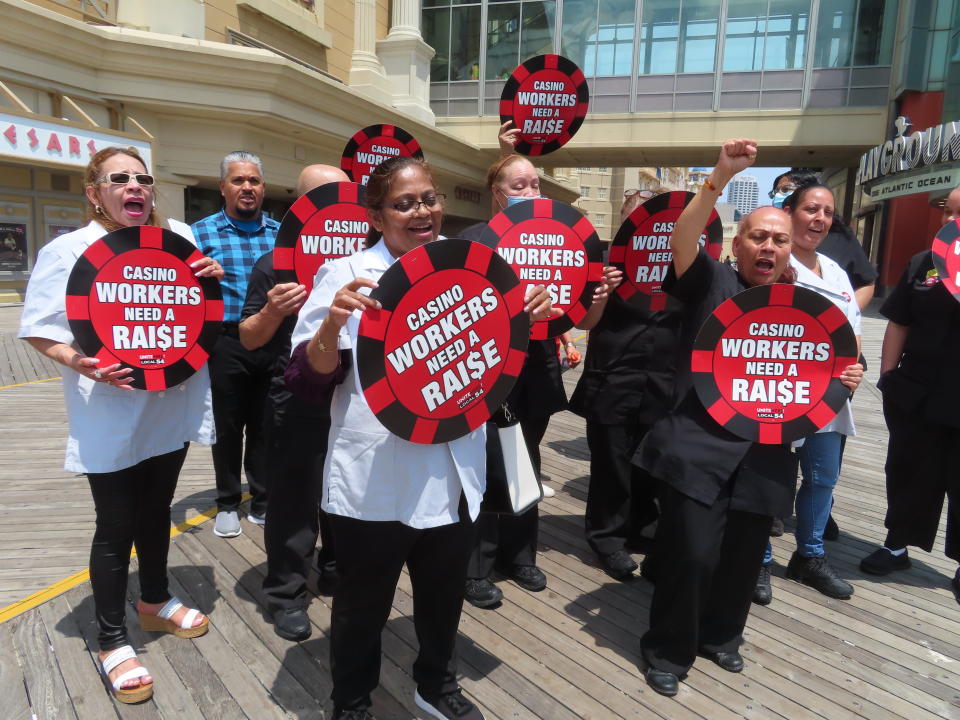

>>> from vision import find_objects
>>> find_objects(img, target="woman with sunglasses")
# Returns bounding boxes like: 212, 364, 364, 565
287, 156, 552, 720
18, 147, 223, 703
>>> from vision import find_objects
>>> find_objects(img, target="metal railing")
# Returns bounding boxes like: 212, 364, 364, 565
44, 0, 116, 25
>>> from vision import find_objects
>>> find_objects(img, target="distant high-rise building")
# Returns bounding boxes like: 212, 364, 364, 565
727, 175, 759, 216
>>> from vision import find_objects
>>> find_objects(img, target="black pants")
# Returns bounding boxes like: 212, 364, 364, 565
329, 497, 474, 710
641, 481, 770, 678
262, 396, 334, 610
467, 416, 548, 578
87, 445, 188, 650
584, 419, 659, 557
883, 398, 960, 560
208, 330, 272, 514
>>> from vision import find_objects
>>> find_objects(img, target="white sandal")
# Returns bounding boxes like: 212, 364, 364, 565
139, 596, 209, 638
100, 645, 153, 704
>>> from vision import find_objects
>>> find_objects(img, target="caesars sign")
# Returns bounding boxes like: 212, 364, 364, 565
274, 181, 368, 291
65, 226, 223, 390
356, 239, 528, 444
692, 284, 857, 444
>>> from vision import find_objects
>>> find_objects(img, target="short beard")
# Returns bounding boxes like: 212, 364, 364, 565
232, 204, 259, 220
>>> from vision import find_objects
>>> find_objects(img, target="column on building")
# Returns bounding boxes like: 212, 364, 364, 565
376, 0, 436, 124
350, 0, 392, 101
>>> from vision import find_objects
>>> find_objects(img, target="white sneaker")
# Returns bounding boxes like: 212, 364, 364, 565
247, 512, 266, 526
213, 510, 241, 538
542, 485, 556, 498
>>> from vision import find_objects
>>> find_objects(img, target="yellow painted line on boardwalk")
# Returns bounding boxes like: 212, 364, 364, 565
0, 376, 61, 390
0, 493, 252, 624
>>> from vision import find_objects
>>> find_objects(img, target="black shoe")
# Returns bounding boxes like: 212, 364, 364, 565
464, 578, 503, 608
332, 707, 377, 720
644, 667, 679, 697
823, 514, 840, 541
700, 650, 744, 673
272, 607, 311, 641
505, 565, 547, 592
599, 550, 638, 581
753, 563, 773, 606
415, 688, 484, 719
786, 552, 853, 599
952, 573, 960, 606
860, 547, 911, 575
769, 517, 784, 537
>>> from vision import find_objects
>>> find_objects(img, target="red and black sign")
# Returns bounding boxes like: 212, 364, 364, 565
931, 218, 960, 301
691, 283, 857, 444
275, 181, 368, 291
499, 54, 589, 157
610, 191, 723, 311
340, 124, 424, 185
478, 198, 603, 340
65, 225, 223, 391
357, 239, 528, 444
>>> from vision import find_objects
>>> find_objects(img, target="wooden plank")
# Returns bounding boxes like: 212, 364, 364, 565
0, 620, 32, 720
9, 610, 80, 720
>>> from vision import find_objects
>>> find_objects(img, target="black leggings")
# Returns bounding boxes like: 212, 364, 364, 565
86, 445, 188, 651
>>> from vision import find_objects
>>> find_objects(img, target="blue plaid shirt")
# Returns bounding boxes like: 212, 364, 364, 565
192, 209, 279, 322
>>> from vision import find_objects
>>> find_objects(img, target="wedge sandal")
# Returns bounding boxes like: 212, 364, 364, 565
100, 644, 153, 704
139, 596, 209, 638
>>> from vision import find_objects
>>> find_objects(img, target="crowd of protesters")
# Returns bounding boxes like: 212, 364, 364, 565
17, 128, 960, 717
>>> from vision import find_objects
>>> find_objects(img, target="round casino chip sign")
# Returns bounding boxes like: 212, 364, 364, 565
65, 225, 223, 391
499, 54, 589, 157
340, 124, 424, 185
691, 284, 857, 445
610, 191, 723, 311
275, 181, 368, 291
356, 238, 529, 444
479, 199, 603, 340
931, 218, 960, 301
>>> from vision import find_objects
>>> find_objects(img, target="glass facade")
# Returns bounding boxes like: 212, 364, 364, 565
424, 0, 895, 115
947, 0, 960, 121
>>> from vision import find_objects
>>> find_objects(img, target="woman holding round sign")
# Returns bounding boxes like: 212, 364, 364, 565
772, 183, 861, 601
18, 147, 223, 704
859, 187, 960, 602
631, 139, 864, 697
285, 155, 552, 720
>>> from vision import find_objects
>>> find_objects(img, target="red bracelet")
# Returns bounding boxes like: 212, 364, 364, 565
703, 178, 718, 192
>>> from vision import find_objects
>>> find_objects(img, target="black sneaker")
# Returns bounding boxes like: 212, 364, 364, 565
464, 578, 502, 608
272, 607, 311, 642
415, 688, 484, 719
506, 565, 547, 592
599, 550, 638, 581
823, 514, 840, 541
769, 517, 785, 537
332, 707, 377, 720
860, 547, 911, 575
786, 552, 853, 599
753, 563, 772, 605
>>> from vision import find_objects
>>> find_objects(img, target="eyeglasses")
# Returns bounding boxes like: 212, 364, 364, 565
96, 172, 155, 187
624, 189, 655, 199
389, 194, 445, 214
768, 184, 797, 198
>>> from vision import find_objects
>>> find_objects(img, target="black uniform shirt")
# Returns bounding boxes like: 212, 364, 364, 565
633, 250, 797, 516
879, 250, 960, 427
818, 220, 877, 290
568, 293, 680, 426
241, 250, 330, 420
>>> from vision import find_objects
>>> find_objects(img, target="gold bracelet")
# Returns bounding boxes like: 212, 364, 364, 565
313, 334, 339, 352
703, 178, 718, 192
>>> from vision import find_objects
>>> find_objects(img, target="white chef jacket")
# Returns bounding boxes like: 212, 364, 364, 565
291, 238, 486, 529
790, 252, 861, 437
18, 220, 215, 473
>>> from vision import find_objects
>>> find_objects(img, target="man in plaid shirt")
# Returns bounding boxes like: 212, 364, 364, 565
192, 151, 279, 539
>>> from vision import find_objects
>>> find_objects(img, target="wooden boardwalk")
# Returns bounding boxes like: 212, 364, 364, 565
1, 306, 958, 719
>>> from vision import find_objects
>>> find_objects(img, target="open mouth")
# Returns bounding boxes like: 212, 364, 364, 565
408, 222, 433, 239
755, 258, 775, 273
123, 197, 145, 217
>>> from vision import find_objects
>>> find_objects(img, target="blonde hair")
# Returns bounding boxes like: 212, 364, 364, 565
84, 146, 160, 231
486, 154, 534, 216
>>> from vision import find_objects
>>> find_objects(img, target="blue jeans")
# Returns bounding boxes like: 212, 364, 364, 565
795, 431, 843, 558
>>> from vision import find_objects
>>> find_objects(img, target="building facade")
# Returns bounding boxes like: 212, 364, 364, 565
727, 174, 759, 216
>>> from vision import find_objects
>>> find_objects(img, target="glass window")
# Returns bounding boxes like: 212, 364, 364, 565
723, 0, 767, 71
561, 0, 599, 76
586, 0, 635, 76
487, 2, 522, 79
582, 186, 591, 197
852, 0, 888, 66
597, 187, 608, 199
595, 213, 607, 225
424, 7, 452, 81
638, 0, 680, 74
813, 0, 855, 67
764, 0, 808, 70
680, 0, 721, 73
520, 2, 557, 62
450, 5, 482, 80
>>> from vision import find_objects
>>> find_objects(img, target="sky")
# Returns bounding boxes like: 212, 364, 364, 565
720, 166, 790, 206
